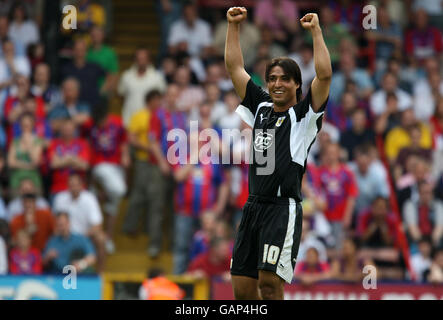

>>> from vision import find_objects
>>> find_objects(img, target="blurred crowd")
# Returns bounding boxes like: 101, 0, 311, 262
0, 0, 443, 288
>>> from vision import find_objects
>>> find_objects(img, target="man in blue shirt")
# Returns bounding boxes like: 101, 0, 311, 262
43, 212, 96, 274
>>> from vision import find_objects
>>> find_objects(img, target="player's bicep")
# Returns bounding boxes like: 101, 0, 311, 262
229, 67, 251, 101
310, 76, 330, 113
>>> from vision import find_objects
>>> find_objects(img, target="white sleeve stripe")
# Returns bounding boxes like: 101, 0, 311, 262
236, 105, 255, 127
289, 105, 323, 166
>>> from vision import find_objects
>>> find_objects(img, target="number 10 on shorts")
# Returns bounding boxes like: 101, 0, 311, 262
263, 244, 280, 265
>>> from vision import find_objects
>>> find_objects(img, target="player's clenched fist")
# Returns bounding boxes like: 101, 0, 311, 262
227, 7, 247, 24
300, 13, 320, 30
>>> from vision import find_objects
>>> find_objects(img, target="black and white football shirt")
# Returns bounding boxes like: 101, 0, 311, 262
236, 79, 327, 202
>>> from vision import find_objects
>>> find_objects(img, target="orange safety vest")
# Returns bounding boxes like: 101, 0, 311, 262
141, 277, 185, 300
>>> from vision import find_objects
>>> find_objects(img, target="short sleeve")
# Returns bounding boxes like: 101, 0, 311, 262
236, 79, 271, 127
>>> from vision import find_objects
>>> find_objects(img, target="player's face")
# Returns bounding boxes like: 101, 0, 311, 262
267, 66, 299, 107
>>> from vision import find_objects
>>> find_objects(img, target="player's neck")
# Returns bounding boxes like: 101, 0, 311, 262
273, 98, 298, 113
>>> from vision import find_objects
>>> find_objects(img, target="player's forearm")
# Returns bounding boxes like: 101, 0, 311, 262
225, 22, 244, 75
311, 27, 332, 81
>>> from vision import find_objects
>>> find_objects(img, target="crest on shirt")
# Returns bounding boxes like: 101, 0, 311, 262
275, 116, 286, 127
254, 131, 273, 152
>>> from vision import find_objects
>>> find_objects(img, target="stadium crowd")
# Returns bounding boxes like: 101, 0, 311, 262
0, 0, 443, 287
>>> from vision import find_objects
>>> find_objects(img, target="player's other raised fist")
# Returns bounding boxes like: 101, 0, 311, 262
300, 13, 320, 30
227, 7, 247, 24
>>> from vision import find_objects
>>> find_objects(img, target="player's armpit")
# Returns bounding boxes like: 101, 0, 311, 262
310, 76, 330, 113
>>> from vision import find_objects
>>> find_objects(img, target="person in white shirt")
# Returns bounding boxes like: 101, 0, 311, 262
7, 3, 39, 51
413, 70, 443, 121
370, 72, 413, 116
118, 47, 166, 127
168, 2, 212, 59
0, 39, 30, 113
52, 173, 106, 272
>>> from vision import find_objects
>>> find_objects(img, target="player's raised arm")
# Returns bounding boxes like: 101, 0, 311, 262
224, 7, 250, 101
301, 13, 332, 112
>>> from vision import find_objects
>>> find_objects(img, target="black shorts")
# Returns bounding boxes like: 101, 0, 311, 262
230, 195, 303, 284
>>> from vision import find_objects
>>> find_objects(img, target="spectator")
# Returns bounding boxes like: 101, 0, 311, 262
7, 112, 43, 193
427, 247, 443, 283
123, 90, 170, 257
48, 77, 91, 134
374, 91, 401, 136
148, 84, 188, 240
168, 1, 213, 60
294, 247, 331, 286
403, 180, 443, 248
410, 236, 433, 282
288, 43, 316, 94
0, 233, 6, 274
340, 108, 375, 161
317, 143, 358, 250
254, 0, 299, 48
31, 62, 62, 112
297, 217, 329, 264
48, 118, 90, 196
349, 145, 390, 217
173, 65, 205, 114
384, 108, 432, 163
330, 237, 374, 282
255, 27, 288, 62
186, 236, 231, 281
8, 228, 42, 274
6, 96, 49, 149
365, 5, 402, 70
86, 25, 118, 94
329, 0, 364, 34
405, 9, 442, 66
0, 15, 25, 56
216, 89, 242, 133
88, 105, 129, 254
204, 83, 227, 125
60, 38, 111, 108
395, 124, 432, 176
301, 165, 331, 241
43, 212, 96, 274
139, 267, 185, 300
6, 178, 49, 222
172, 130, 229, 274
370, 72, 413, 117
329, 51, 373, 104
305, 6, 353, 68
0, 44, 31, 114
52, 173, 105, 271
9, 193, 54, 252
413, 69, 443, 121
397, 156, 432, 208
7, 2, 39, 51
189, 210, 217, 262
75, 0, 106, 40
357, 197, 403, 279
118, 47, 166, 127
